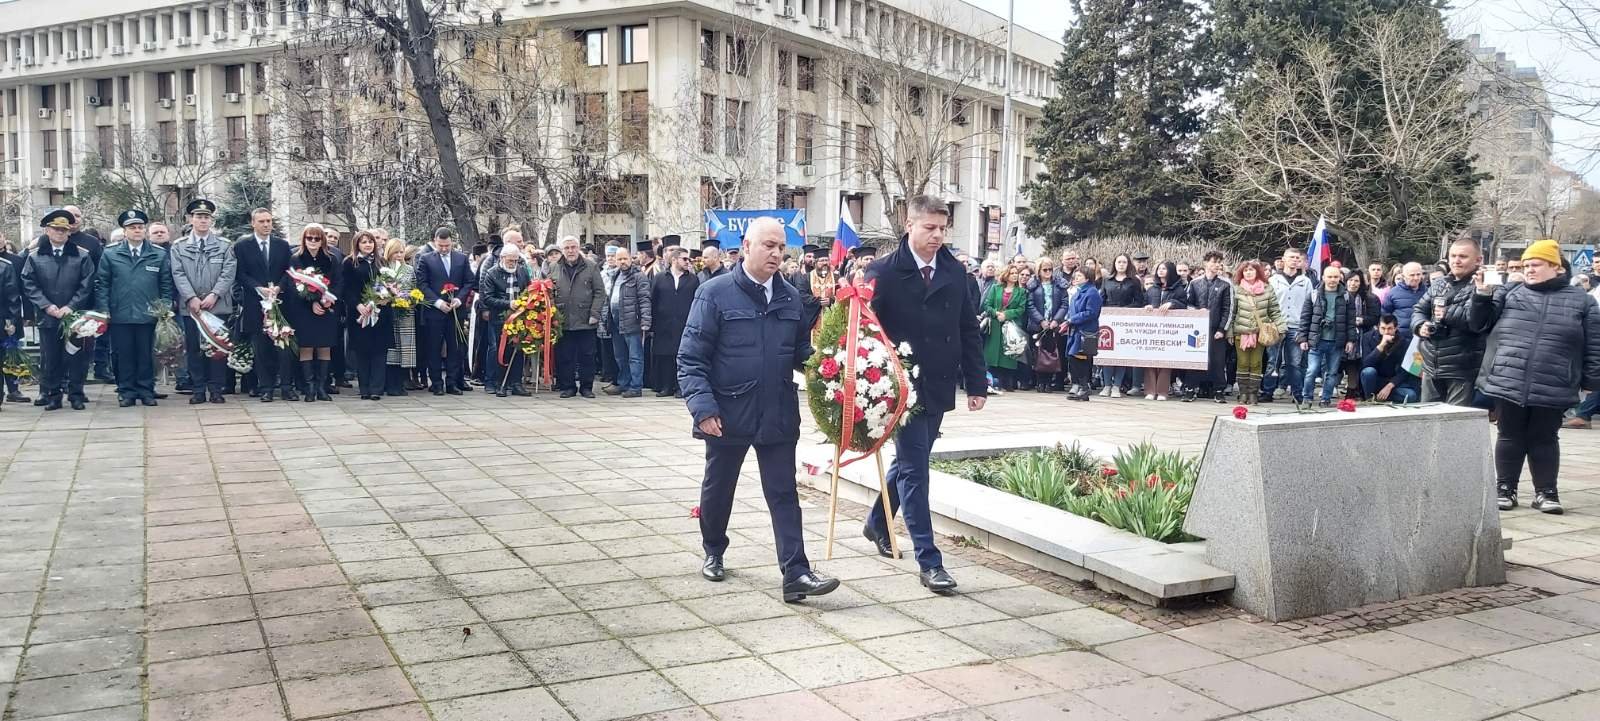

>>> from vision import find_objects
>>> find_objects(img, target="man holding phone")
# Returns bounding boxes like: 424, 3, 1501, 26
1411, 238, 1487, 405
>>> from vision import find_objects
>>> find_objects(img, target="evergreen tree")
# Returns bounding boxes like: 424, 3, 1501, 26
214, 165, 274, 241
1022, 0, 1215, 240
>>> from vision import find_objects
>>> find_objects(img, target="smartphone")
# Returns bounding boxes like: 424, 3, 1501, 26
1483, 269, 1503, 286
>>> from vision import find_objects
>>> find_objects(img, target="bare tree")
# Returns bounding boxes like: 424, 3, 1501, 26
71, 124, 235, 227
818, 1, 1004, 229
1200, 9, 1482, 266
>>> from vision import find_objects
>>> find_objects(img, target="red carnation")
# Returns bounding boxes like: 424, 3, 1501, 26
689, 506, 701, 519
442, 283, 459, 294
852, 406, 865, 422
819, 358, 840, 379
1232, 405, 1248, 420
1337, 398, 1357, 412
863, 367, 883, 383
833, 390, 845, 404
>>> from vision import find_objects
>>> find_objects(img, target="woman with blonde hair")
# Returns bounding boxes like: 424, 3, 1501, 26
380, 238, 418, 396
284, 224, 341, 401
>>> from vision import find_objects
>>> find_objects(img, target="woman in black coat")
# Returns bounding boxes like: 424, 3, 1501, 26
648, 247, 699, 397
1098, 254, 1145, 396
283, 224, 342, 401
341, 230, 392, 401
1472, 244, 1600, 515
1340, 271, 1381, 398
1141, 261, 1188, 400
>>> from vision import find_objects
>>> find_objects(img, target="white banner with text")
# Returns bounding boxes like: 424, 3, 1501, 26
1094, 308, 1212, 370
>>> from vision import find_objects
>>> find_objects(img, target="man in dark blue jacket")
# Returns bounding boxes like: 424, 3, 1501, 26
863, 195, 989, 594
1359, 315, 1419, 404
414, 226, 476, 394
678, 217, 839, 604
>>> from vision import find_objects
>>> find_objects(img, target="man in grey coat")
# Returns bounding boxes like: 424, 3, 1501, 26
551, 235, 606, 398
170, 199, 238, 404
603, 248, 651, 398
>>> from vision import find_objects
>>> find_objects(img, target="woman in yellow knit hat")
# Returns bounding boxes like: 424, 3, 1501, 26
1470, 239, 1600, 514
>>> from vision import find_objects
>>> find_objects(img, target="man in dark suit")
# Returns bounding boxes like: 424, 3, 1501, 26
863, 195, 988, 594
231, 208, 295, 401
414, 226, 476, 394
677, 217, 838, 603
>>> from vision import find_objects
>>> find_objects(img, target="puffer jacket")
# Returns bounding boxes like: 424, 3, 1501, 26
1472, 276, 1600, 408
602, 266, 652, 335
1382, 280, 1426, 327
1230, 283, 1285, 339
1297, 287, 1358, 346
1411, 273, 1485, 380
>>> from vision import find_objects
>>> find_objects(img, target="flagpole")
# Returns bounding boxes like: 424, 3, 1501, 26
997, 0, 1016, 259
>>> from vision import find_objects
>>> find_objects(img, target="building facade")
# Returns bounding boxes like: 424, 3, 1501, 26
1462, 34, 1555, 259
0, 0, 1062, 255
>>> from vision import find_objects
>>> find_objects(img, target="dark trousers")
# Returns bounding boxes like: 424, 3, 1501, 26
385, 365, 408, 395
39, 329, 89, 401
553, 328, 597, 392
1423, 375, 1476, 405
419, 312, 464, 390
699, 441, 811, 582
93, 328, 113, 378
1495, 400, 1564, 494
651, 355, 679, 393
353, 346, 387, 397
248, 331, 292, 393
495, 347, 526, 392
109, 323, 155, 401
183, 316, 228, 395
1068, 356, 1094, 389
866, 409, 946, 571
598, 331, 617, 382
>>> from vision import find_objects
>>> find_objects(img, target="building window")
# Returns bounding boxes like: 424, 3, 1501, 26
225, 64, 245, 95
253, 63, 267, 94
575, 93, 608, 153
94, 78, 113, 104
988, 149, 999, 189
947, 142, 960, 184
61, 129, 72, 169
226, 116, 246, 159
620, 25, 648, 64
797, 55, 816, 91
908, 85, 925, 116
157, 72, 175, 101
182, 69, 197, 98
40, 85, 56, 110
796, 114, 815, 165
620, 90, 649, 151
699, 29, 717, 70
96, 126, 116, 165
724, 99, 748, 157
726, 36, 750, 77
777, 50, 791, 88
254, 114, 270, 160
578, 29, 607, 67
118, 125, 132, 165
184, 120, 198, 164
304, 112, 325, 160
699, 94, 716, 153
157, 121, 176, 163
118, 76, 131, 104
776, 110, 788, 165
42, 131, 57, 168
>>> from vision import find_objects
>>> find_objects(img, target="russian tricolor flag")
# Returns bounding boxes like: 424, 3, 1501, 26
1308, 216, 1331, 275
830, 197, 860, 268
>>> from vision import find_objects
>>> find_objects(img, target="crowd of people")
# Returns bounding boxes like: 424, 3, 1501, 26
5, 203, 1597, 519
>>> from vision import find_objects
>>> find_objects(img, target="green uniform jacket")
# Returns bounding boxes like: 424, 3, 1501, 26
981, 283, 1030, 370
95, 242, 174, 324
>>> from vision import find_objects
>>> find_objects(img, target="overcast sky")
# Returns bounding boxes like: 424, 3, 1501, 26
965, 0, 1598, 186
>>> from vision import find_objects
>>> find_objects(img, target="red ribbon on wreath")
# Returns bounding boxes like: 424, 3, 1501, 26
495, 279, 558, 387
832, 278, 914, 469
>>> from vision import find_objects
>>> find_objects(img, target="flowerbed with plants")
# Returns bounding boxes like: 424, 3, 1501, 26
931, 442, 1201, 543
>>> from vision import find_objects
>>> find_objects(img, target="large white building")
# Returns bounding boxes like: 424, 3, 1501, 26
0, 0, 1062, 254
1463, 34, 1554, 259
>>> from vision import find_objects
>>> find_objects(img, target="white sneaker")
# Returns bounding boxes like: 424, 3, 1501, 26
1099, 387, 1111, 397
1157, 395, 1168, 401
1145, 394, 1156, 401
1111, 388, 1123, 398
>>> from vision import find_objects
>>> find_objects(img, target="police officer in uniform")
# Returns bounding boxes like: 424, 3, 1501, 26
170, 199, 238, 404
21, 210, 96, 410
677, 217, 839, 603
95, 210, 173, 406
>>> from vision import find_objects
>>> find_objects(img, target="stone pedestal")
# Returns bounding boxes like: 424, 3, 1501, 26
1183, 404, 1504, 621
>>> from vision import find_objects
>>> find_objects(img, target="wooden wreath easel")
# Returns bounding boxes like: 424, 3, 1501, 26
822, 444, 901, 561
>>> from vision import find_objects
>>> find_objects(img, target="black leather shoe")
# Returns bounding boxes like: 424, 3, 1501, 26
33, 397, 48, 406
701, 555, 725, 582
446, 387, 463, 396
140, 398, 158, 407
862, 524, 894, 559
190, 393, 208, 405
43, 398, 62, 411
432, 388, 445, 396
260, 390, 275, 403
8, 392, 31, 403
920, 567, 958, 594
559, 389, 577, 398
654, 389, 674, 397
579, 389, 596, 399
510, 387, 530, 397
282, 388, 299, 401
153, 392, 168, 400
210, 395, 225, 404
70, 398, 86, 411
782, 571, 840, 603
118, 398, 135, 408
496, 390, 509, 398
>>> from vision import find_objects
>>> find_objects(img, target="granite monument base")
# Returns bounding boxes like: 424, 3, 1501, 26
1183, 404, 1504, 621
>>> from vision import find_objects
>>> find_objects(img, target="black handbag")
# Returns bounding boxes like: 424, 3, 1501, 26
1033, 329, 1062, 373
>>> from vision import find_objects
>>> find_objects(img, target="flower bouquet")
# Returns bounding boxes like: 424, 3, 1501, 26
804, 278, 920, 559
256, 287, 297, 353
192, 309, 239, 366
357, 281, 393, 329
59, 309, 110, 355
1, 338, 37, 381
287, 267, 336, 304
498, 280, 564, 388
393, 288, 423, 318
149, 301, 185, 374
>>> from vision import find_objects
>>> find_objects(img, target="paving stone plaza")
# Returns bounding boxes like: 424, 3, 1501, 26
2, 387, 1600, 721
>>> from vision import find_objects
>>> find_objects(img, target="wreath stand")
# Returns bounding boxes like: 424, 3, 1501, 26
823, 447, 901, 561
